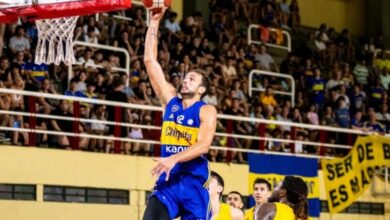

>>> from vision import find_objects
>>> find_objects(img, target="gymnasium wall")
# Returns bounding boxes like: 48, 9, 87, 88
0, 146, 389, 219
297, 0, 366, 36
170, 0, 183, 21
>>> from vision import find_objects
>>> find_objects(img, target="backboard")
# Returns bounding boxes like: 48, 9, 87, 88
0, 0, 132, 65
0, 0, 132, 22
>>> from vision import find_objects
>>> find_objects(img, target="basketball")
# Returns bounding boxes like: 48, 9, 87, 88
142, 0, 171, 14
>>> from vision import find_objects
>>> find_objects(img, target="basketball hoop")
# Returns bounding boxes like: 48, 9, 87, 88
0, 0, 132, 65
35, 16, 79, 65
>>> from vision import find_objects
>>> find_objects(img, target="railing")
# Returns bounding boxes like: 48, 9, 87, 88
69, 41, 130, 86
374, 49, 390, 59
248, 69, 295, 107
1, 88, 388, 160
247, 24, 292, 52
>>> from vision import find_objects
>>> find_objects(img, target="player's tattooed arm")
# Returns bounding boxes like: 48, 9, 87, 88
144, 8, 175, 107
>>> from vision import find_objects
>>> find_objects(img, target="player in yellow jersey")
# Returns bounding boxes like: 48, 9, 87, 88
255, 176, 309, 220
226, 191, 244, 209
209, 171, 244, 220
244, 178, 272, 220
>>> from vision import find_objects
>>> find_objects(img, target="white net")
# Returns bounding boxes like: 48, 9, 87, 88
35, 16, 79, 65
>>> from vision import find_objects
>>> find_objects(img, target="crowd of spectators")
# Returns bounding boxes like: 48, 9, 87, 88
0, 0, 389, 163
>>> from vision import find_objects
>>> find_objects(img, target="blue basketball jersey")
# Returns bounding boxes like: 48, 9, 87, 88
159, 96, 209, 183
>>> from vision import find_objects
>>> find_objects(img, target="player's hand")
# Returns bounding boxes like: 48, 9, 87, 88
150, 7, 168, 22
151, 156, 178, 181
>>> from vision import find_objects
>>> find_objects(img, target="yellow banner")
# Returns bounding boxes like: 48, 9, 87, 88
321, 135, 390, 213
249, 173, 320, 199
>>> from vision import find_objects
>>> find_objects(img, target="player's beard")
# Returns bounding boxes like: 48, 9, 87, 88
179, 85, 196, 99
180, 91, 196, 99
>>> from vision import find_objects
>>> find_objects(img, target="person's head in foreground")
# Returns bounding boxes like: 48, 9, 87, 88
180, 69, 209, 100
209, 171, 224, 199
256, 176, 309, 220
253, 178, 272, 206
226, 191, 244, 209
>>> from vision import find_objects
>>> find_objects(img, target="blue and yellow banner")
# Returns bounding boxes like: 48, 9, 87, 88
248, 154, 320, 217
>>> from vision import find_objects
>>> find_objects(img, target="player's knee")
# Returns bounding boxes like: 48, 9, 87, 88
143, 197, 170, 220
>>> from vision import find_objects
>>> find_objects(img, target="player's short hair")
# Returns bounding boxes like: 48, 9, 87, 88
228, 191, 243, 199
253, 178, 272, 191
189, 68, 209, 98
210, 171, 224, 188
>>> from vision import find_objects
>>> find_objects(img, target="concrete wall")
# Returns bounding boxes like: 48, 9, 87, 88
299, 0, 366, 36
0, 146, 389, 219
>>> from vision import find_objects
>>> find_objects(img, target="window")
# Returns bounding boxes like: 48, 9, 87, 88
320, 200, 384, 215
0, 184, 36, 201
44, 186, 128, 205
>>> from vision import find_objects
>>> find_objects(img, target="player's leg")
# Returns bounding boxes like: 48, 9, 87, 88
143, 196, 170, 220
180, 177, 210, 220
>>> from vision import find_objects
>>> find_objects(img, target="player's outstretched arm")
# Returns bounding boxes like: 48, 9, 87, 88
254, 203, 276, 220
151, 105, 217, 181
144, 9, 176, 107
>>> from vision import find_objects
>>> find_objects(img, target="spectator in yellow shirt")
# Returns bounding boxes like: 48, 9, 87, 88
260, 86, 277, 107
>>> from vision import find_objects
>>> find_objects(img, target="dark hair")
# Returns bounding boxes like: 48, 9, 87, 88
253, 178, 271, 190
70, 78, 78, 84
190, 68, 209, 98
210, 171, 224, 187
228, 191, 243, 199
111, 77, 125, 89
170, 12, 178, 18
282, 176, 309, 220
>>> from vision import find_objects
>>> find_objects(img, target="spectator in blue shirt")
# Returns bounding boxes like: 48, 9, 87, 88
349, 84, 365, 115
369, 79, 385, 111
64, 79, 83, 97
364, 109, 385, 133
334, 97, 350, 128
351, 111, 364, 130
307, 67, 325, 112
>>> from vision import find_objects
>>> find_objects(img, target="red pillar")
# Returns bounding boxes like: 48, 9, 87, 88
226, 120, 233, 163
28, 97, 36, 146
153, 111, 162, 157
347, 133, 354, 146
71, 101, 80, 150
258, 123, 266, 151
289, 126, 296, 153
319, 130, 327, 156
113, 106, 122, 154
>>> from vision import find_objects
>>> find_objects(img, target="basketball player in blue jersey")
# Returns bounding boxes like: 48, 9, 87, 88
142, 8, 217, 220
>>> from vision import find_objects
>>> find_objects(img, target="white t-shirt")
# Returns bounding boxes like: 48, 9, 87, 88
203, 95, 218, 106
164, 20, 181, 33
255, 53, 274, 70
91, 115, 107, 131
9, 36, 30, 52
315, 40, 326, 51
78, 57, 96, 67
380, 74, 390, 90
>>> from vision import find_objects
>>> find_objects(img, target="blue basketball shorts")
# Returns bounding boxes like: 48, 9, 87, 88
149, 174, 210, 220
